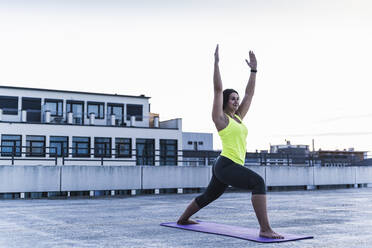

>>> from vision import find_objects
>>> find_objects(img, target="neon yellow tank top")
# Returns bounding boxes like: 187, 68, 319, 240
218, 114, 248, 165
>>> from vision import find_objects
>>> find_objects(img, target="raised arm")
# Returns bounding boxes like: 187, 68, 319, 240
236, 51, 257, 120
212, 45, 228, 131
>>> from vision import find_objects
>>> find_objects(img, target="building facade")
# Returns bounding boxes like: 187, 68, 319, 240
0, 86, 182, 166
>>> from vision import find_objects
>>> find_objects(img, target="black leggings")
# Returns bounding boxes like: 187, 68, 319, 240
195, 155, 266, 209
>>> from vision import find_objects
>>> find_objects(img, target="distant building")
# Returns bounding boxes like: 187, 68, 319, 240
182, 132, 213, 151
316, 149, 367, 166
270, 140, 367, 166
269, 140, 313, 166
182, 132, 213, 166
270, 140, 310, 157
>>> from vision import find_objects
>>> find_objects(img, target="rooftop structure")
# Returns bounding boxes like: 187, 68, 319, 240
182, 132, 213, 151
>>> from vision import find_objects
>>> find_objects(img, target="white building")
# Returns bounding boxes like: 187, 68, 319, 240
0, 86, 182, 166
182, 132, 213, 151
181, 132, 214, 166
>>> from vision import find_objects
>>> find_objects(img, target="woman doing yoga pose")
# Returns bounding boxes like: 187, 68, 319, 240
177, 45, 283, 239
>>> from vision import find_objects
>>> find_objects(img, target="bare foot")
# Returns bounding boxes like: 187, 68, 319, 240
259, 229, 284, 239
177, 219, 199, 225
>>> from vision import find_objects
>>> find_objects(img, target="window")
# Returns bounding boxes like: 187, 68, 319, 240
193, 141, 198, 151
67, 101, 84, 124
160, 139, 178, 165
127, 104, 143, 121
136, 139, 154, 165
22, 97, 41, 123
107, 103, 124, 126
26, 136, 45, 157
198, 141, 204, 145
94, 137, 111, 158
187, 141, 192, 145
87, 102, 104, 119
72, 137, 90, 157
0, 96, 18, 115
45, 99, 63, 117
50, 136, 68, 157
1, 135, 21, 157
115, 138, 131, 158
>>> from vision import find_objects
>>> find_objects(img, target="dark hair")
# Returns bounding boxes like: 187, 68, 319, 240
223, 89, 239, 110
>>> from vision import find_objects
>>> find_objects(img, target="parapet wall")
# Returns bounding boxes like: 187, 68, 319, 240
0, 165, 371, 194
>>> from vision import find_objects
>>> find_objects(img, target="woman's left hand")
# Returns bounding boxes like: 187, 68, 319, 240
245, 51, 257, 70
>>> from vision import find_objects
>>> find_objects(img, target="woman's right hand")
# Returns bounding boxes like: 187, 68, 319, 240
214, 44, 219, 64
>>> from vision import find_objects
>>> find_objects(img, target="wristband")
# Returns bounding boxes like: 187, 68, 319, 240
251, 69, 257, 73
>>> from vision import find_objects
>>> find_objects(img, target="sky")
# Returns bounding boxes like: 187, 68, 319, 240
0, 0, 371, 155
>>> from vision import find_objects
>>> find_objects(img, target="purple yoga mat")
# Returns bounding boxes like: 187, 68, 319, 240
160, 220, 313, 243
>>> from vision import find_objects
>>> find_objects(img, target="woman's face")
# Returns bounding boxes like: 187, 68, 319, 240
227, 92, 240, 112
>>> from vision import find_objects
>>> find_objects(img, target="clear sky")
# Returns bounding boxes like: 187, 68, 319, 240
1, 0, 371, 155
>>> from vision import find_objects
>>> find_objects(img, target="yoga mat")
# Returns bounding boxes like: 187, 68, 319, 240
160, 221, 313, 243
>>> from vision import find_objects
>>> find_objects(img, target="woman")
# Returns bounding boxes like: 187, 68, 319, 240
177, 45, 283, 239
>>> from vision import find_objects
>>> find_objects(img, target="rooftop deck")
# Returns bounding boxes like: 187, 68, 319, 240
0, 188, 371, 247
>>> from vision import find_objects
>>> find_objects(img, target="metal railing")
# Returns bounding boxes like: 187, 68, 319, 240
0, 145, 369, 167
0, 145, 181, 166
0, 108, 150, 126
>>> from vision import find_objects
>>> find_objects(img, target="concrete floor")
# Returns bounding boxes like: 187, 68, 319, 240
0, 188, 372, 248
